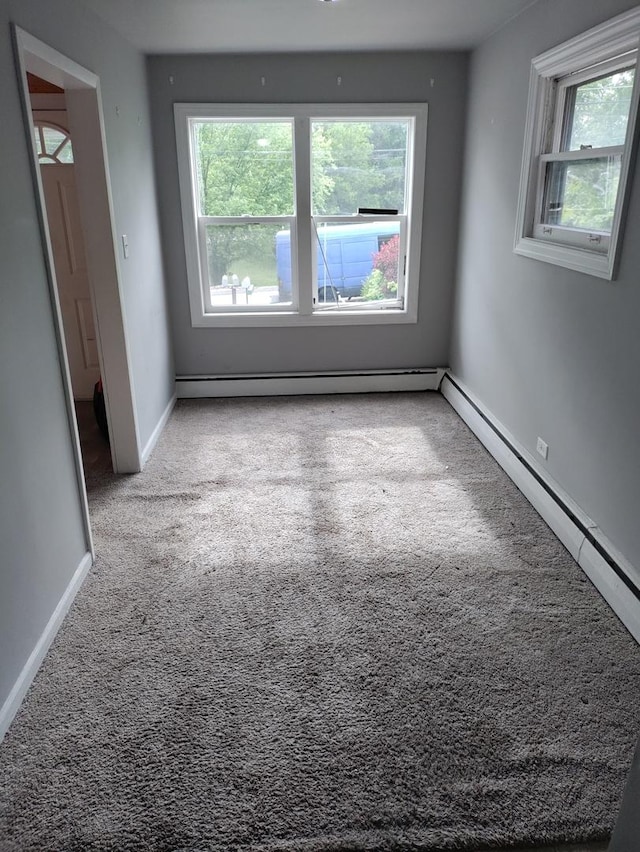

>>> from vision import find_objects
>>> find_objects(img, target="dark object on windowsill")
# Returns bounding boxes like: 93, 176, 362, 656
357, 207, 399, 215
93, 378, 110, 444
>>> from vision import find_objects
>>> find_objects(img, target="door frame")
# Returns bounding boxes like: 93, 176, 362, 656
12, 27, 142, 509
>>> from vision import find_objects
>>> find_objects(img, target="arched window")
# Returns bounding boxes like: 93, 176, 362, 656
33, 121, 74, 164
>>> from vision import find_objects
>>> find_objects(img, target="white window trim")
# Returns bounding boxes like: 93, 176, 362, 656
174, 102, 427, 327
514, 6, 640, 280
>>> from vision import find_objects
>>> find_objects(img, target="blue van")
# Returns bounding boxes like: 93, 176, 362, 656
276, 221, 400, 302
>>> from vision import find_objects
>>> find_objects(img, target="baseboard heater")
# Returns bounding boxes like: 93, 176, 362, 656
176, 367, 447, 398
441, 372, 640, 644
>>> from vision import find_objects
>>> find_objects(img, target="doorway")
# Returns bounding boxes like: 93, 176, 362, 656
29, 77, 111, 479
13, 27, 143, 548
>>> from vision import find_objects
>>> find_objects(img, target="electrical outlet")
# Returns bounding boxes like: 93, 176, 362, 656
536, 437, 549, 460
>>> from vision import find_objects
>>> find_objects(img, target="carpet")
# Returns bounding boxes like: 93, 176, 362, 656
1, 392, 639, 851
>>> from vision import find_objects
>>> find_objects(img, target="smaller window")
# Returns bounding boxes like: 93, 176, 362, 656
537, 61, 634, 249
33, 121, 73, 164
514, 8, 640, 279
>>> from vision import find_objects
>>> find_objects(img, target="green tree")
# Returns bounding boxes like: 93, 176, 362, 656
568, 69, 634, 150
312, 120, 408, 215
312, 122, 375, 214
368, 121, 408, 211
195, 121, 294, 216
361, 234, 399, 301
560, 157, 621, 231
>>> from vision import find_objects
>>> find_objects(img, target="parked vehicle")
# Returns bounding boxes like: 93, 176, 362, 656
276, 220, 400, 302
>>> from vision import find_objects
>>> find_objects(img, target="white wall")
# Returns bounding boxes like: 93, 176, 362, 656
147, 51, 468, 376
451, 0, 640, 575
0, 0, 173, 723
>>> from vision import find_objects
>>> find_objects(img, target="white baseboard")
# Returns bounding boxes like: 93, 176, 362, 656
578, 538, 640, 646
0, 550, 93, 742
442, 373, 640, 645
176, 368, 446, 399
140, 391, 176, 468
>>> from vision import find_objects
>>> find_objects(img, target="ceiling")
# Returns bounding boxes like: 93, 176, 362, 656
80, 0, 538, 54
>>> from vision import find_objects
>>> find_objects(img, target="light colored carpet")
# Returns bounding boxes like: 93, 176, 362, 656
1, 392, 639, 851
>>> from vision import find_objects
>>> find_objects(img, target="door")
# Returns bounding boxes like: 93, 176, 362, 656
40, 164, 100, 400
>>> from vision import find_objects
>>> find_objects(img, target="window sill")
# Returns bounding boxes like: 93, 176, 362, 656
514, 236, 614, 280
190, 306, 418, 328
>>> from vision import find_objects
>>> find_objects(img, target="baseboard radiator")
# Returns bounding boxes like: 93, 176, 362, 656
176, 367, 447, 398
442, 372, 640, 645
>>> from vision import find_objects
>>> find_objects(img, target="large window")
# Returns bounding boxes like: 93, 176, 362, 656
514, 8, 640, 279
175, 104, 427, 326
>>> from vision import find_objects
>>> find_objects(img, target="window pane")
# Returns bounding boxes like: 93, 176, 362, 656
314, 220, 401, 302
542, 156, 621, 231
193, 121, 294, 217
56, 140, 74, 164
311, 120, 409, 216
34, 124, 74, 164
204, 223, 292, 308
42, 126, 67, 156
565, 68, 635, 150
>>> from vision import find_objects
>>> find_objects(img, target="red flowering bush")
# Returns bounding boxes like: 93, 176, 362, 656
373, 234, 399, 282
361, 234, 399, 300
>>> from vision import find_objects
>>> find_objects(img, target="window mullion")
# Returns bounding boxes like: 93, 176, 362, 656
294, 116, 313, 315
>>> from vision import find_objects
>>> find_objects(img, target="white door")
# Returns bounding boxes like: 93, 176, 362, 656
41, 164, 100, 400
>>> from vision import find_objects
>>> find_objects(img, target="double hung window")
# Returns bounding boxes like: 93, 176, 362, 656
175, 103, 427, 326
514, 8, 640, 279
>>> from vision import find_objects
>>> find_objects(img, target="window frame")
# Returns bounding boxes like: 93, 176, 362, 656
514, 7, 640, 279
174, 102, 427, 327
